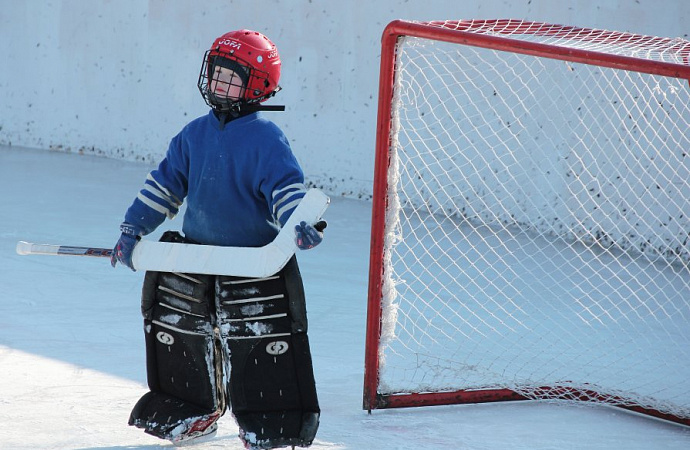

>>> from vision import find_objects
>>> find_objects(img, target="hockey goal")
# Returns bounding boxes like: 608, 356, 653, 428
364, 19, 690, 426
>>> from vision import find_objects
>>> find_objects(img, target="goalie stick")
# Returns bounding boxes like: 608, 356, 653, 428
15, 244, 113, 257
16, 188, 330, 278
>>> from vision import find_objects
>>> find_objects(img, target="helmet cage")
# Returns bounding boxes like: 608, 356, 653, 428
198, 48, 280, 112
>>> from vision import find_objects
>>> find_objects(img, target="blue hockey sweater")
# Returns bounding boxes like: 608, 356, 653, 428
124, 110, 306, 247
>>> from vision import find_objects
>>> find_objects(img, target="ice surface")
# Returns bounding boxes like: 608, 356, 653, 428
1, 145, 690, 448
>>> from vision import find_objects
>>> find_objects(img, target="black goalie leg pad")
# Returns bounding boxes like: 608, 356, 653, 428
231, 334, 320, 449
129, 231, 225, 442
217, 256, 320, 449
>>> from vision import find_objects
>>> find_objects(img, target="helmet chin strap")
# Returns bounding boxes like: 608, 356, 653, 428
213, 102, 286, 130
215, 102, 286, 116
242, 104, 286, 112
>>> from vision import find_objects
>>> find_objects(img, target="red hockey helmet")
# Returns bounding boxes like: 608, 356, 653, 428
198, 29, 282, 111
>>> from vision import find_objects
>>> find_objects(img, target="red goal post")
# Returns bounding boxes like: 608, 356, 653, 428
364, 19, 690, 426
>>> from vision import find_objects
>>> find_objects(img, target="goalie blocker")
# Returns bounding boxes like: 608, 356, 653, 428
129, 231, 320, 448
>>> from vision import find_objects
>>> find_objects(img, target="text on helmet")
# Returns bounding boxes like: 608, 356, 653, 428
218, 39, 242, 49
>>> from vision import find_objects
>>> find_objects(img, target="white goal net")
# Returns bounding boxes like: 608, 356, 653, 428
364, 20, 690, 425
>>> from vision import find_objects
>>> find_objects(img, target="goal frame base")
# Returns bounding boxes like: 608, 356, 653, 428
367, 388, 690, 427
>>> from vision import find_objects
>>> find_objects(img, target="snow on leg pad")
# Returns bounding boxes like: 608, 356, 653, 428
217, 257, 320, 448
216, 267, 294, 339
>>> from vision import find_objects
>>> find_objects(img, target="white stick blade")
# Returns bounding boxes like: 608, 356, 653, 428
131, 188, 330, 277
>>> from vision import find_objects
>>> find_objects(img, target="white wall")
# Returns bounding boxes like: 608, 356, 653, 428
1, 0, 688, 199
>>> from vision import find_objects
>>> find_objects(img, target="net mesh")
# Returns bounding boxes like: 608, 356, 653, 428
378, 21, 690, 420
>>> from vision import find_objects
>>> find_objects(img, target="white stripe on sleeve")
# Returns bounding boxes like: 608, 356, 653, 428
137, 192, 177, 219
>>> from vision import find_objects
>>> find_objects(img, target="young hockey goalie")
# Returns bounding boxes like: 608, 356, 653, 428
111, 29, 324, 449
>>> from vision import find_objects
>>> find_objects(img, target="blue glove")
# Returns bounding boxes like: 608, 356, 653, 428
295, 220, 327, 250
111, 223, 143, 271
